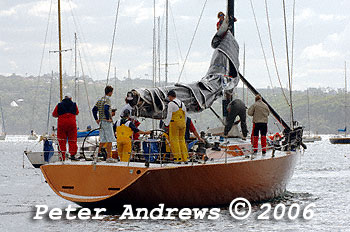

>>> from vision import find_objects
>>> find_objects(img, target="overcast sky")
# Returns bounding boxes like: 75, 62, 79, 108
1, 0, 350, 90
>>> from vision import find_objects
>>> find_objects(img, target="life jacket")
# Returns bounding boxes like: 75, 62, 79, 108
171, 100, 185, 124
57, 99, 77, 116
116, 119, 133, 142
96, 96, 111, 120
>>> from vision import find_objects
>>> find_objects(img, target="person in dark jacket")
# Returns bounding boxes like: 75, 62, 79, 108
52, 93, 79, 161
224, 98, 248, 139
185, 117, 204, 143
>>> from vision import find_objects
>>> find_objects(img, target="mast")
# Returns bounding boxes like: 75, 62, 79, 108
74, 33, 77, 100
47, 71, 54, 134
227, 0, 235, 35
223, 0, 235, 122
153, 0, 156, 88
307, 88, 311, 136
114, 67, 117, 104
242, 43, 246, 103
58, 0, 63, 100
165, 0, 169, 85
158, 16, 161, 87
0, 98, 5, 134
345, 61, 347, 137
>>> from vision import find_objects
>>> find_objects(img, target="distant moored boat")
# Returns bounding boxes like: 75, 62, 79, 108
329, 62, 350, 144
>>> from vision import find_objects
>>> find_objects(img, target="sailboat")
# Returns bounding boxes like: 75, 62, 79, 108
302, 89, 321, 143
40, 0, 304, 209
24, 4, 98, 168
330, 61, 350, 144
0, 98, 6, 140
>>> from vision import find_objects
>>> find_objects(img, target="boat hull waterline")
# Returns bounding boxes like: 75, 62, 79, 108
40, 150, 300, 209
329, 137, 350, 144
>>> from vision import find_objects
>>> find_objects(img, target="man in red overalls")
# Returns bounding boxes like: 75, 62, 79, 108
52, 93, 79, 161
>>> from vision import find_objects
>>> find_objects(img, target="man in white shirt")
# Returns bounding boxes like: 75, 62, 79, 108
164, 90, 188, 163
120, 92, 134, 118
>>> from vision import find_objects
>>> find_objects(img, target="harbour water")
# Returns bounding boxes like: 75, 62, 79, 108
0, 135, 349, 231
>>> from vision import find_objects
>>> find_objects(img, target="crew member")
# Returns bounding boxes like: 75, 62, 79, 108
224, 98, 248, 139
217, 12, 225, 30
116, 109, 150, 162
120, 92, 141, 143
217, 11, 237, 30
164, 90, 188, 163
52, 93, 79, 161
92, 85, 116, 163
185, 117, 204, 143
248, 95, 270, 155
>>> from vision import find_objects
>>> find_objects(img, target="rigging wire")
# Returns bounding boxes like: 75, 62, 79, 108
291, 0, 296, 87
157, 2, 167, 86
106, 0, 121, 85
177, 0, 208, 83
62, 9, 74, 76
169, 3, 185, 75
263, 0, 290, 105
68, 0, 99, 96
46, 71, 54, 134
282, 0, 294, 128
249, 0, 275, 99
78, 50, 95, 125
29, 0, 53, 131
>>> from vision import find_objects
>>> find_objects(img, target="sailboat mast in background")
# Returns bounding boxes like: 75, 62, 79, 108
165, 0, 169, 86
0, 98, 5, 134
74, 33, 78, 100
329, 61, 350, 144
344, 61, 347, 137
307, 88, 311, 136
58, 0, 63, 100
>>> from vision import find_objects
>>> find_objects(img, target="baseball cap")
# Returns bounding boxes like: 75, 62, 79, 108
126, 92, 133, 101
64, 93, 72, 99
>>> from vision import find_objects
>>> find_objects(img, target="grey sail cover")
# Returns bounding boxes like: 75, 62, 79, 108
131, 30, 240, 119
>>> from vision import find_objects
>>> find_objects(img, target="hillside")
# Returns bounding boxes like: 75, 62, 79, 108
0, 73, 347, 135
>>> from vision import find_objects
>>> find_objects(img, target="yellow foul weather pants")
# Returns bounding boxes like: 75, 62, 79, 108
117, 140, 132, 162
169, 121, 188, 162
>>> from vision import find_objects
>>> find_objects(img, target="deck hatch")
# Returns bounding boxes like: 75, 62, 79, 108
108, 187, 120, 191
62, 186, 74, 189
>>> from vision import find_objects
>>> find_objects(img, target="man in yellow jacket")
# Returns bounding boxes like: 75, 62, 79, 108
164, 90, 189, 164
116, 109, 150, 162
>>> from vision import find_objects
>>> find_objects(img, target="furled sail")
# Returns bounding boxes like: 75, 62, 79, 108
131, 29, 240, 119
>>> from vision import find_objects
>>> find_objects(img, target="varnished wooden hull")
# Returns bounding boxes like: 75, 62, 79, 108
41, 150, 299, 209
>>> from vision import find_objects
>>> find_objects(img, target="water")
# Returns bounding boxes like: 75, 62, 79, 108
1, 135, 350, 231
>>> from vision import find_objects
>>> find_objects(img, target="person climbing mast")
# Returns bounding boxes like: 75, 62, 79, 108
217, 11, 237, 31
